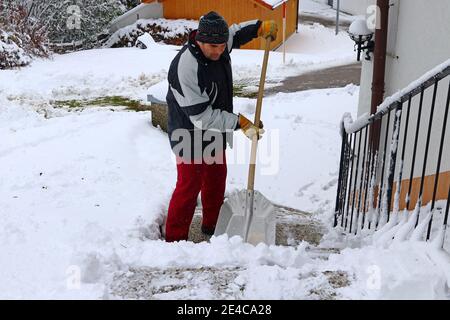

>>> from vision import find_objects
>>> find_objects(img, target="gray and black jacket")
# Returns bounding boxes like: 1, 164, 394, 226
166, 20, 262, 160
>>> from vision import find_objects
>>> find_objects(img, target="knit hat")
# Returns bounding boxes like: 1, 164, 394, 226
195, 11, 229, 44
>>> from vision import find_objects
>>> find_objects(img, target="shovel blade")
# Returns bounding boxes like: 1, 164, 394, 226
214, 190, 276, 245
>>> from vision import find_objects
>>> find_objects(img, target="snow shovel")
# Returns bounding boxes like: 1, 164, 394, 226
214, 37, 276, 245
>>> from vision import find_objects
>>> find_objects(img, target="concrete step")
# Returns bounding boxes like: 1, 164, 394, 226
188, 203, 326, 247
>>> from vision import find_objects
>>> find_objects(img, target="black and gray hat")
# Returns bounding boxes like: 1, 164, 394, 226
195, 11, 229, 44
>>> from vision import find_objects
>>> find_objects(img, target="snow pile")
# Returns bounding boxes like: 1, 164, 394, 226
0, 102, 175, 298
135, 33, 157, 49
276, 22, 355, 57
104, 18, 198, 48
348, 19, 373, 36
0, 99, 43, 131
324, 241, 450, 299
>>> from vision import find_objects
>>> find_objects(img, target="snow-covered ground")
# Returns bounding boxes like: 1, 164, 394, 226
0, 83, 360, 298
1, 11, 449, 300
300, 0, 360, 22
276, 22, 354, 56
0, 35, 355, 107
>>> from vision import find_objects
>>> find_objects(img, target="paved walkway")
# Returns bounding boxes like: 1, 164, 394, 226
266, 63, 361, 95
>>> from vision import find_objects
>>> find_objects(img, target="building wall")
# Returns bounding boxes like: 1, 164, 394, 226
162, 0, 298, 50
357, 0, 450, 207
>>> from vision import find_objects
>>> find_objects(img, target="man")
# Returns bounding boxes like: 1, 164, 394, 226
165, 11, 278, 242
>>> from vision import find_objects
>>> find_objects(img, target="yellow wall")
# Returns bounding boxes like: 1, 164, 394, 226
159, 0, 298, 50
357, 171, 450, 212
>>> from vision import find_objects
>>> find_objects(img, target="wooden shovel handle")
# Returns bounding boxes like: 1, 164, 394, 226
247, 37, 272, 191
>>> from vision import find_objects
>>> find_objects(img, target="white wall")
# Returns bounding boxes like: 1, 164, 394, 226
357, 0, 450, 183
109, 3, 164, 33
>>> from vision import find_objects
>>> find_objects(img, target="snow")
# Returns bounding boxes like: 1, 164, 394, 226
136, 33, 157, 49
1, 10, 449, 300
0, 104, 172, 298
0, 33, 355, 106
300, 0, 360, 23
0, 79, 360, 298
261, 0, 288, 9
104, 18, 198, 48
324, 242, 450, 299
0, 30, 32, 69
229, 86, 359, 213
341, 112, 370, 134
276, 22, 355, 56
348, 19, 373, 36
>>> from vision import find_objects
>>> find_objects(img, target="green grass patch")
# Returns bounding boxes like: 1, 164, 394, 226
53, 96, 153, 112
233, 84, 258, 99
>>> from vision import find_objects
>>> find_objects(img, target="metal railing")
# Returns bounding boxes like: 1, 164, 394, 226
334, 64, 450, 248
45, 40, 85, 54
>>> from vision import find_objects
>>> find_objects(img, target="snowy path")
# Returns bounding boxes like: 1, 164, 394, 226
0, 85, 359, 299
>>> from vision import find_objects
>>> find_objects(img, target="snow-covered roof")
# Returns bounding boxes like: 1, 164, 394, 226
255, 0, 289, 10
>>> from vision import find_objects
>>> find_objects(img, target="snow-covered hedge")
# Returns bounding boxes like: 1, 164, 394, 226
104, 18, 198, 48
0, 3, 49, 69
0, 30, 31, 69
1, 0, 129, 53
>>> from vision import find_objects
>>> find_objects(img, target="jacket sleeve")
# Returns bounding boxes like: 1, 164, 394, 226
169, 49, 239, 132
227, 20, 262, 51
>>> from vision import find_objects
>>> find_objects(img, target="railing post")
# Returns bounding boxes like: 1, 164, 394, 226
406, 87, 425, 212
442, 186, 450, 249
340, 134, 352, 227
415, 80, 439, 228
376, 110, 392, 228
355, 126, 369, 234
334, 131, 348, 227
349, 131, 363, 233
394, 95, 412, 216
385, 102, 403, 222
344, 133, 356, 229
427, 81, 450, 240
362, 123, 375, 230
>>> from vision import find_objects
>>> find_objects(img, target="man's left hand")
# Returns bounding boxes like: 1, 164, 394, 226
258, 20, 278, 41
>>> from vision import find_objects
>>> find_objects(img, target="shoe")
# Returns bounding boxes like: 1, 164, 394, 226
201, 225, 215, 236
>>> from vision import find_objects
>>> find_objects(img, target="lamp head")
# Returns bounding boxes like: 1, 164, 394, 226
348, 19, 375, 61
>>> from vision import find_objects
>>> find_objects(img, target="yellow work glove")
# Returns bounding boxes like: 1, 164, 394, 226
258, 20, 278, 41
238, 114, 265, 140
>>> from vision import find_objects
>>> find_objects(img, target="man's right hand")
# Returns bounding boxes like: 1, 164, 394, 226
238, 114, 265, 140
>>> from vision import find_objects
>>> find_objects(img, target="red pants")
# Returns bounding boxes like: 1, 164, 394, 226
165, 153, 227, 242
